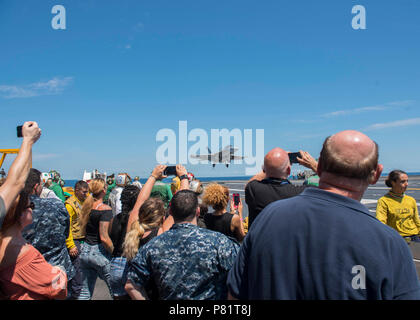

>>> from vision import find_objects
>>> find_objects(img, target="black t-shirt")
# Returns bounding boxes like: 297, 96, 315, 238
245, 178, 307, 228
85, 209, 113, 245
197, 216, 207, 229
139, 227, 159, 246
204, 212, 235, 238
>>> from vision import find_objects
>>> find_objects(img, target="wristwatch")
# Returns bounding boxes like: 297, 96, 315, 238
179, 174, 189, 181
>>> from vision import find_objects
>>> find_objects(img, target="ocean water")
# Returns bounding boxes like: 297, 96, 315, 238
64, 176, 253, 187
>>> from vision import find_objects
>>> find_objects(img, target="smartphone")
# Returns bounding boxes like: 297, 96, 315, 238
288, 152, 301, 164
233, 193, 240, 207
163, 166, 177, 176
17, 125, 23, 138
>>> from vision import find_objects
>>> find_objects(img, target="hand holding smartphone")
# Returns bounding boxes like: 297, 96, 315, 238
16, 122, 42, 144
288, 152, 302, 164
17, 125, 23, 138
163, 166, 177, 176
233, 193, 240, 208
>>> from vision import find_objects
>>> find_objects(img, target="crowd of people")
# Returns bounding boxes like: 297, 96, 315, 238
0, 121, 419, 300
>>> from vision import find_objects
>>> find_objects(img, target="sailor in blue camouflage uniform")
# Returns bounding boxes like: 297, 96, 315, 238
21, 168, 75, 281
125, 189, 240, 300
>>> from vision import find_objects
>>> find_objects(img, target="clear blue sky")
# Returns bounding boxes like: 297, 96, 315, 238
1, 0, 419, 179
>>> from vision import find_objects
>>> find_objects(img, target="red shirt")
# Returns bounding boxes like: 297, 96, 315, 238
0, 244, 67, 300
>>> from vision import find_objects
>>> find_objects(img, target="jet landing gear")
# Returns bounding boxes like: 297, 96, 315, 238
211, 163, 230, 168
211, 163, 229, 168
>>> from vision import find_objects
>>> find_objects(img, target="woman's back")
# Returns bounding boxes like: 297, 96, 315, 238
85, 205, 113, 245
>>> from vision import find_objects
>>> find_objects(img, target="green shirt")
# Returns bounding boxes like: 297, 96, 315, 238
49, 182, 66, 202
306, 175, 319, 187
104, 181, 116, 203
150, 181, 173, 208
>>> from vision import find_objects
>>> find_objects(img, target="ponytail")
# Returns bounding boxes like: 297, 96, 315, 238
385, 170, 407, 188
123, 220, 146, 261
79, 194, 94, 236
122, 197, 165, 260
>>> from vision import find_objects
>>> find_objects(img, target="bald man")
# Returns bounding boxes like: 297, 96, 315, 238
228, 131, 420, 300
245, 148, 317, 228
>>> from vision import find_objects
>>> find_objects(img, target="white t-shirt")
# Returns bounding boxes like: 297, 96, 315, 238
40, 187, 61, 201
109, 186, 123, 216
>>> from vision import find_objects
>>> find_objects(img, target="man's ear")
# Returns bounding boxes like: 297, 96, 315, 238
286, 165, 291, 176
368, 164, 383, 185
316, 158, 323, 177
196, 206, 200, 217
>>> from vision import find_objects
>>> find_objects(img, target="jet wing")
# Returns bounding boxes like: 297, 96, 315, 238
191, 152, 221, 162
230, 155, 245, 160
221, 153, 245, 162
190, 154, 211, 160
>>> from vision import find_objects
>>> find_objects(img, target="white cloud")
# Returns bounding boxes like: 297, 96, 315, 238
321, 100, 415, 118
0, 77, 73, 99
133, 22, 144, 32
365, 118, 420, 131
322, 105, 388, 118
0, 85, 34, 98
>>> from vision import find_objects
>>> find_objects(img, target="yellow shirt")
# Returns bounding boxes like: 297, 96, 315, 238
243, 217, 249, 235
376, 192, 420, 237
65, 195, 84, 250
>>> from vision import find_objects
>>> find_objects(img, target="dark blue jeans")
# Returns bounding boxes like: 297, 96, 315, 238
110, 257, 129, 297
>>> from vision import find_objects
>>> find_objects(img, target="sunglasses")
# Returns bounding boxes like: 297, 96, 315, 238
26, 202, 35, 210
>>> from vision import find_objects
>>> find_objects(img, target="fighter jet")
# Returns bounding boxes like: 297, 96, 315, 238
190, 145, 245, 168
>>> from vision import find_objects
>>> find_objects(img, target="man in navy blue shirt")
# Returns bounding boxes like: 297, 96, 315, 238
227, 130, 420, 300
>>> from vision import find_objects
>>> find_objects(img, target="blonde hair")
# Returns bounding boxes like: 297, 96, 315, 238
122, 197, 165, 260
202, 183, 229, 211
79, 178, 106, 235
